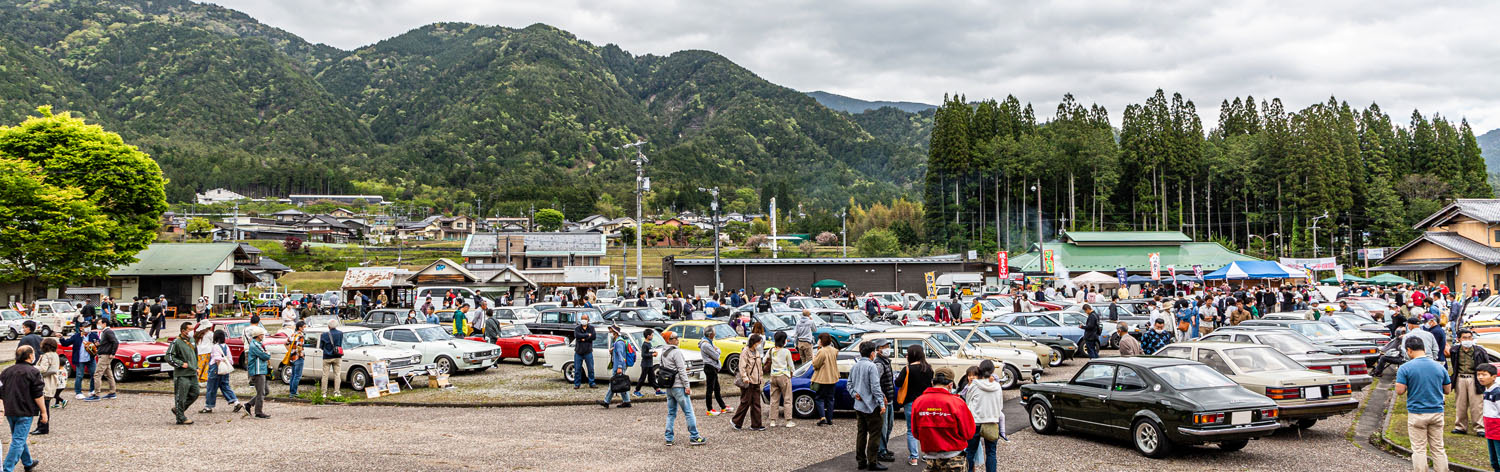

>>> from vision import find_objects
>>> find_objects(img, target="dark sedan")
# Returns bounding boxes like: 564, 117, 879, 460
527, 307, 603, 338
599, 307, 673, 330
348, 308, 411, 330
1021, 357, 1280, 458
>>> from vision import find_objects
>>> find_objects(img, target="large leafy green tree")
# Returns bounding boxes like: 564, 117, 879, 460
534, 208, 565, 231
0, 106, 167, 285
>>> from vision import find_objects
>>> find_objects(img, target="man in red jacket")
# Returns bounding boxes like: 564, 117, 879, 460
910, 373, 975, 472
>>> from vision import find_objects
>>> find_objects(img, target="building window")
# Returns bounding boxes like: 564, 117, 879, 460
529, 257, 555, 268
1494, 229, 1500, 244
214, 285, 232, 305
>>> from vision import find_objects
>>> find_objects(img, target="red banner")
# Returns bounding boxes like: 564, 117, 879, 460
996, 251, 1009, 279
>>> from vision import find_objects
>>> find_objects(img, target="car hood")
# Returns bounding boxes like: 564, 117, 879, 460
1179, 386, 1277, 410
823, 323, 871, 333
1339, 331, 1387, 342
430, 339, 500, 353
118, 342, 169, 355
523, 334, 568, 345
347, 345, 422, 361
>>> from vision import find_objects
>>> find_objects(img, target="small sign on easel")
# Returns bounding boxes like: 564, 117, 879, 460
428, 374, 451, 389
364, 386, 382, 398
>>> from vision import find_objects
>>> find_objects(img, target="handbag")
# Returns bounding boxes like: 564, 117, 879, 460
895, 367, 911, 404
609, 372, 632, 393
1177, 320, 1190, 332
979, 422, 1001, 442
761, 349, 774, 376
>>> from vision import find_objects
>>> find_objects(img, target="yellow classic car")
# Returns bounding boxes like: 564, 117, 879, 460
665, 320, 749, 376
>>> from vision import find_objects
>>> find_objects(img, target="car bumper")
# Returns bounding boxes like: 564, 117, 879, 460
1175, 422, 1280, 442
1274, 398, 1360, 421
458, 356, 498, 370
1029, 368, 1043, 383
1349, 375, 1373, 391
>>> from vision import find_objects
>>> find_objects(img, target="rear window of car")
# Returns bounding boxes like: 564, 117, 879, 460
1151, 364, 1237, 390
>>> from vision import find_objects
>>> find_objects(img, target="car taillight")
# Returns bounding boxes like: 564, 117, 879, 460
1193, 413, 1224, 425
1261, 408, 1279, 419
1348, 364, 1368, 376
1265, 387, 1303, 400
1331, 383, 1353, 396
1358, 348, 1377, 355
1308, 365, 1332, 372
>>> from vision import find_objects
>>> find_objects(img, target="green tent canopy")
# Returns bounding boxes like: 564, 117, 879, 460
1368, 273, 1417, 286
1320, 275, 1369, 284
763, 287, 780, 294
811, 279, 845, 288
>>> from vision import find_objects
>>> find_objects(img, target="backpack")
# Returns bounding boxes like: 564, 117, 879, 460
653, 347, 679, 389
624, 341, 637, 367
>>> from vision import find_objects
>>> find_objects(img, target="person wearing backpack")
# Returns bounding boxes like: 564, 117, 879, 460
730, 333, 765, 430
633, 330, 664, 397
599, 326, 633, 409
659, 331, 704, 446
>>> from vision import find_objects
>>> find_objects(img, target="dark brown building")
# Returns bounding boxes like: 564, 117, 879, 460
663, 256, 968, 293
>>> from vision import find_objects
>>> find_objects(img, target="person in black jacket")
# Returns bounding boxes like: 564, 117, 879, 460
893, 345, 935, 466
1081, 304, 1102, 359
572, 314, 597, 389
1449, 329, 1493, 434
633, 329, 662, 396
873, 340, 897, 464
2, 345, 45, 472
17, 321, 41, 356
91, 318, 119, 399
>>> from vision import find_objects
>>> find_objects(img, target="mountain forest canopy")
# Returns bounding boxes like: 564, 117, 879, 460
924, 90, 1491, 263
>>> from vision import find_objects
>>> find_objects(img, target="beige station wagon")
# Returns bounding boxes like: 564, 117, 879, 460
1155, 341, 1358, 429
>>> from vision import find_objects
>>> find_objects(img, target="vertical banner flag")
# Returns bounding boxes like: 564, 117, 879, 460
1192, 265, 1203, 279
1116, 267, 1129, 286
1149, 253, 1161, 280
1042, 249, 1055, 274
996, 251, 1009, 279
1334, 265, 1344, 283
924, 272, 937, 298
1167, 265, 1176, 280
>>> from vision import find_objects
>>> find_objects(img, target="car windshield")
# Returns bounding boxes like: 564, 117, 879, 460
844, 310, 872, 324
755, 313, 790, 331
1325, 316, 1361, 331
635, 308, 669, 321
708, 324, 737, 339
223, 322, 248, 338
414, 326, 453, 342
113, 329, 155, 343
1291, 322, 1340, 339
927, 332, 966, 352
981, 298, 1010, 310
959, 328, 997, 343
1224, 347, 1306, 373
979, 325, 1020, 338
1153, 364, 1238, 389
343, 330, 379, 348
499, 325, 532, 337
1259, 333, 1323, 354
304, 315, 336, 327
597, 289, 618, 299
0, 310, 21, 321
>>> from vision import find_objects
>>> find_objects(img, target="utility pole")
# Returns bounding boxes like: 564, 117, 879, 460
232, 202, 239, 241
700, 187, 722, 292
770, 197, 778, 259
618, 140, 649, 291
1034, 180, 1042, 267
1310, 212, 1329, 257
840, 208, 848, 258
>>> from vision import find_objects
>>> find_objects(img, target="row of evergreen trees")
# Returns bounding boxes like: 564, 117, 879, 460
924, 90, 1490, 263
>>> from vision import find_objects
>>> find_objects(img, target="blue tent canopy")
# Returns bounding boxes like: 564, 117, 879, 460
1202, 261, 1296, 280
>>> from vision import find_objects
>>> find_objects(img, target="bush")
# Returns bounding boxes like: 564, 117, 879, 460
798, 241, 817, 255
745, 234, 769, 253
815, 231, 838, 245
856, 229, 900, 257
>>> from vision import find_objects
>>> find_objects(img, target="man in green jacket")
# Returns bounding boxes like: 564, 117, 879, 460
167, 322, 201, 425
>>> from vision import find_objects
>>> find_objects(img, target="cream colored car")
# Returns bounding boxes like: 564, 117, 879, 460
851, 331, 1039, 389
946, 325, 1053, 368
1155, 341, 1358, 429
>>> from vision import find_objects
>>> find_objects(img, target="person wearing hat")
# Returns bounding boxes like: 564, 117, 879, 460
1403, 316, 1438, 361
911, 371, 975, 472
598, 325, 632, 409
242, 325, 271, 419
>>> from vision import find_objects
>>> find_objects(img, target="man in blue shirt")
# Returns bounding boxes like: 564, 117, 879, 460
1396, 336, 1452, 472
1425, 315, 1448, 363
848, 341, 888, 471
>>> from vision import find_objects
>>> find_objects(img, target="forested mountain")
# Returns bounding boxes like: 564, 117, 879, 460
0, 0, 924, 216
807, 91, 936, 114
1480, 128, 1500, 171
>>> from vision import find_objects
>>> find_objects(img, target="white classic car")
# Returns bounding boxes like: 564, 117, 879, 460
376, 324, 500, 374
1, 309, 29, 340
543, 326, 706, 385
268, 326, 433, 393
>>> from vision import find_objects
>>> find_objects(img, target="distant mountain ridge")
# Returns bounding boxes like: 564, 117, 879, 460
1481, 128, 1500, 173
806, 90, 936, 114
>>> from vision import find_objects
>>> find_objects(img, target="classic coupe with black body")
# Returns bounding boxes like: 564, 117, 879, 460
1022, 357, 1280, 458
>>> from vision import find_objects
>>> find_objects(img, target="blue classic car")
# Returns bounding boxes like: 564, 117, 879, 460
991, 312, 1086, 342
763, 354, 855, 418
771, 313, 870, 348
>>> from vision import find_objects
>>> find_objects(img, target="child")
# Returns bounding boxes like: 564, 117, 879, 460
1479, 363, 1500, 472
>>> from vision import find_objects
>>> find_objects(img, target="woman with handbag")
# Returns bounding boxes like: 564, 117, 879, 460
766, 332, 796, 428
731, 334, 765, 430
199, 330, 241, 414
810, 333, 840, 426
894, 345, 934, 466
962, 360, 1006, 472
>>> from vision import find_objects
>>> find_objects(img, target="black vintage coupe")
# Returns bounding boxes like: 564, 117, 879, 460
1020, 357, 1281, 458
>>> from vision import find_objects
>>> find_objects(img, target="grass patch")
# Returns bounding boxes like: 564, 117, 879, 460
296, 390, 360, 405
1386, 389, 1490, 469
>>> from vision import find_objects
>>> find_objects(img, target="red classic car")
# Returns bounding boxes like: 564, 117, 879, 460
166, 319, 285, 366
58, 327, 169, 382
465, 324, 566, 366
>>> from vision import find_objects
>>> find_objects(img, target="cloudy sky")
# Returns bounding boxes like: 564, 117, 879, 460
213, 0, 1500, 131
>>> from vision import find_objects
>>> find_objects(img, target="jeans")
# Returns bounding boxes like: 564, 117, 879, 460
814, 383, 836, 423
1083, 337, 1099, 359
878, 400, 894, 455
905, 404, 921, 460
664, 387, 701, 442
74, 360, 96, 395
204, 369, 237, 409
4, 416, 35, 472
287, 358, 305, 396
1488, 438, 1500, 472
604, 384, 631, 405
573, 353, 595, 387
965, 430, 998, 472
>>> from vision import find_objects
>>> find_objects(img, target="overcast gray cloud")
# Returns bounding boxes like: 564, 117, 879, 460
210, 0, 1500, 131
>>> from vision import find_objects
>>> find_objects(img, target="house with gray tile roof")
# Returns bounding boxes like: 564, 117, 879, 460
1376, 198, 1500, 290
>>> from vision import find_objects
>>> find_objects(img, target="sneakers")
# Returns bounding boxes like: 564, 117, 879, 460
665, 439, 674, 446
689, 437, 706, 446
768, 421, 777, 427
653, 390, 665, 396
254, 413, 271, 419
198, 408, 213, 414
707, 409, 724, 416
232, 403, 243, 413
83, 395, 101, 402
785, 421, 795, 428
74, 393, 86, 400
597, 400, 610, 409
618, 403, 632, 408
633, 391, 644, 397
103, 393, 117, 400
750, 426, 766, 431
723, 406, 735, 413
733, 423, 743, 430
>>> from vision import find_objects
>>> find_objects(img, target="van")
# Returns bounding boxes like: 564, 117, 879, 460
935, 273, 985, 300
413, 286, 492, 310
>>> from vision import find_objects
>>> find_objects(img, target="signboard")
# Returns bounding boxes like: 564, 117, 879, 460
1363, 248, 1386, 260
1334, 265, 1344, 283
1042, 249, 1055, 274
967, 250, 978, 260
1192, 265, 1203, 279
1149, 253, 1161, 281
372, 361, 390, 393
1116, 267, 1128, 286
996, 252, 1009, 279
1279, 257, 1337, 271
924, 271, 937, 299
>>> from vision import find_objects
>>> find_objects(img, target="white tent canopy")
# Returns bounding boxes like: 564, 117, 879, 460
1071, 271, 1121, 287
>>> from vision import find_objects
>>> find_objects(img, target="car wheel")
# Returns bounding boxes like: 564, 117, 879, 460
112, 361, 126, 383
793, 392, 817, 418
40, 325, 52, 337
1028, 401, 1057, 434
1218, 439, 1249, 452
1049, 347, 1066, 367
723, 353, 740, 377
519, 347, 538, 366
279, 364, 294, 385
1296, 419, 1317, 430
5, 329, 15, 341
435, 356, 455, 375
1132, 418, 1173, 458
347, 366, 370, 391
562, 362, 576, 383
999, 365, 1021, 389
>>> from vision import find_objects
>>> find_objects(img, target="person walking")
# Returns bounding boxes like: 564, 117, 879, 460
283, 321, 306, 397
193, 321, 214, 385
1080, 304, 1101, 359
962, 361, 1005, 472
766, 331, 795, 428
1396, 336, 1452, 472
572, 313, 597, 389
280, 301, 299, 335
91, 318, 119, 399
452, 304, 470, 337
58, 325, 98, 401
167, 322, 200, 425
795, 310, 816, 367
731, 334, 765, 430
242, 326, 271, 419
911, 372, 976, 472
149, 297, 166, 339
849, 341, 889, 470
1450, 329, 1492, 435
599, 326, 633, 409
700, 326, 728, 415
895, 345, 936, 466
200, 329, 241, 414
483, 311, 503, 344
2, 345, 45, 472
660, 331, 705, 446
32, 339, 62, 435
633, 330, 663, 396
810, 333, 839, 426
320, 320, 345, 397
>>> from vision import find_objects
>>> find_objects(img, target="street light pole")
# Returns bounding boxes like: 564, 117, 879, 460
840, 208, 848, 258
1310, 212, 1329, 257
700, 187, 721, 293
618, 140, 648, 292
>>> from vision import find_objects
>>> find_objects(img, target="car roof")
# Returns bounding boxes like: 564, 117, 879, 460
379, 323, 440, 330
859, 332, 934, 340
886, 326, 951, 333
542, 307, 597, 312
306, 325, 371, 333
1168, 341, 1267, 350
1086, 356, 1197, 368
670, 320, 727, 327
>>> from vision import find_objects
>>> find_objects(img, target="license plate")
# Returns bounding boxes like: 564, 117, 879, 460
1230, 411, 1251, 425
1305, 387, 1323, 399
1332, 366, 1346, 375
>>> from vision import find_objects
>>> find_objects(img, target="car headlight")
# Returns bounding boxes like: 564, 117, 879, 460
131, 353, 142, 362
410, 355, 421, 364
